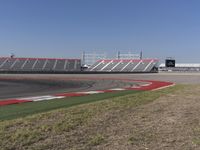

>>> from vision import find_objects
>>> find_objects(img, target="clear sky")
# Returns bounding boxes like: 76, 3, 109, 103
0, 0, 200, 62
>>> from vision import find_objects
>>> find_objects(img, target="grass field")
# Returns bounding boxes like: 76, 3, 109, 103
0, 85, 183, 150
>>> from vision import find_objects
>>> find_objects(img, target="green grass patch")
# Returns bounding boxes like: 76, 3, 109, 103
0, 90, 140, 121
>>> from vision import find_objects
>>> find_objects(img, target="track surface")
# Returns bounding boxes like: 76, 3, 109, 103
0, 79, 92, 100
0, 75, 142, 100
0, 72, 197, 100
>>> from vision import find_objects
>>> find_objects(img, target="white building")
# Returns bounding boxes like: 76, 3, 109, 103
159, 63, 200, 72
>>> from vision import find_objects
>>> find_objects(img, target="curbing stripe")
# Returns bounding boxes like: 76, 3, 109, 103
0, 99, 32, 106
55, 93, 88, 97
151, 83, 176, 91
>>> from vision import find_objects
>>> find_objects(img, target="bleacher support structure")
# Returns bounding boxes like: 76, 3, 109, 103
0, 57, 81, 73
87, 59, 159, 73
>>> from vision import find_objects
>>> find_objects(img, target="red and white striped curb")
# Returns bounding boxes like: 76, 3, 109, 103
0, 80, 174, 106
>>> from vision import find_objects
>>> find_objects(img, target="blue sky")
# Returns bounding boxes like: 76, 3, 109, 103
0, 0, 200, 62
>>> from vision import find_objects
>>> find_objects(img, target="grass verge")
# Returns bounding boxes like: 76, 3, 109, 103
0, 85, 183, 150
0, 90, 140, 121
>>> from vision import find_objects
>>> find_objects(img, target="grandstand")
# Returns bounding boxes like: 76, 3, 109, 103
0, 53, 159, 73
0, 57, 81, 72
87, 59, 159, 72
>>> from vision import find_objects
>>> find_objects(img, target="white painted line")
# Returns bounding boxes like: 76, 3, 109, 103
141, 83, 151, 86
32, 96, 65, 102
109, 88, 126, 91
20, 95, 65, 102
130, 86, 141, 88
20, 95, 53, 100
77, 91, 105, 94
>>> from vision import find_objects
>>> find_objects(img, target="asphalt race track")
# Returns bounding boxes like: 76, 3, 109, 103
0, 72, 200, 100
0, 79, 92, 100
0, 75, 142, 100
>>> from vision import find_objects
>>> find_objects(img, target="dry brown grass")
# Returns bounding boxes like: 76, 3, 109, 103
3, 84, 200, 150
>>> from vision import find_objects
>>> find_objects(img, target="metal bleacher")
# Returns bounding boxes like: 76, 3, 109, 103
0, 56, 158, 73
23, 59, 35, 70
87, 59, 159, 72
11, 59, 26, 70
0, 57, 81, 72
43, 59, 56, 71
54, 59, 66, 71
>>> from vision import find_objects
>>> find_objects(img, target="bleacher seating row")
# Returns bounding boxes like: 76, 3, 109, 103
87, 59, 159, 72
0, 57, 81, 72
